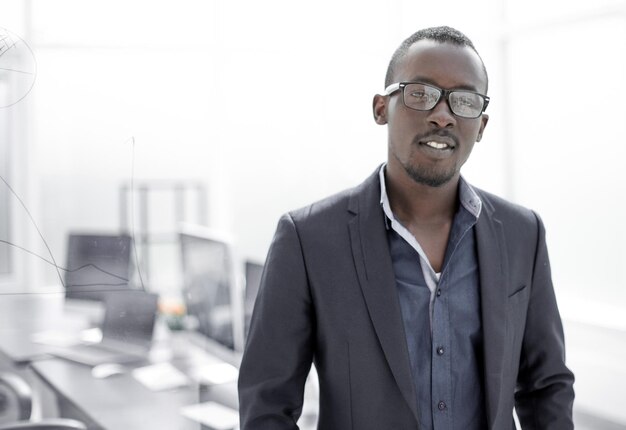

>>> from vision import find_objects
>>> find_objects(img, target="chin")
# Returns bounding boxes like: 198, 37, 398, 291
404, 165, 456, 188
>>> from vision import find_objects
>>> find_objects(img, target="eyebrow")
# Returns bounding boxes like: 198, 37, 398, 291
405, 76, 480, 93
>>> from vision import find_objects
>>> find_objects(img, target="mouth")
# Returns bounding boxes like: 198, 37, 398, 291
418, 136, 457, 152
421, 140, 453, 150
413, 135, 457, 160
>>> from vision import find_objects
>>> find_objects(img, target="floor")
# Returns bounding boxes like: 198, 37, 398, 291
565, 319, 626, 428
575, 409, 626, 430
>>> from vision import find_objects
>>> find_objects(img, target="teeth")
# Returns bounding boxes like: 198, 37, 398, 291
425, 141, 449, 149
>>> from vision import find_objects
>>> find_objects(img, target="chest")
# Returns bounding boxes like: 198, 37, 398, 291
407, 222, 451, 273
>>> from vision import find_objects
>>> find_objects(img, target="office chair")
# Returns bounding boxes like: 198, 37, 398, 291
0, 372, 87, 430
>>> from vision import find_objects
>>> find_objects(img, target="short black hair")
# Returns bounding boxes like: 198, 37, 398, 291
384, 26, 488, 92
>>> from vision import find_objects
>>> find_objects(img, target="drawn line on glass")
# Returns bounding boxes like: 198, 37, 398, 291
0, 287, 135, 297
0, 67, 35, 75
0, 137, 148, 295
0, 239, 129, 283
0, 27, 38, 108
0, 42, 17, 58
127, 136, 146, 292
0, 174, 65, 287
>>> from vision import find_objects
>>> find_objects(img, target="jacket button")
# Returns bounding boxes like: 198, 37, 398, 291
438, 401, 447, 411
436, 346, 445, 355
436, 289, 442, 297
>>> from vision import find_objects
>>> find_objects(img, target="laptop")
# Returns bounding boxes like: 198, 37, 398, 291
51, 290, 159, 366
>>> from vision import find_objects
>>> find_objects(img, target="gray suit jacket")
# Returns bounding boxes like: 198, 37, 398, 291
238, 168, 574, 429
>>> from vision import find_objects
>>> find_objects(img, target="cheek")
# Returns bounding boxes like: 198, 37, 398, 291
461, 122, 483, 143
387, 108, 423, 143
458, 139, 477, 167
387, 119, 410, 150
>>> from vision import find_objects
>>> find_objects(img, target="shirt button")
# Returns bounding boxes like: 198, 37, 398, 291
436, 346, 445, 355
436, 289, 442, 297
438, 401, 447, 411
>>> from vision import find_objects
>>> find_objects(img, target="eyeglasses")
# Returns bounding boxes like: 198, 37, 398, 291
384, 82, 490, 119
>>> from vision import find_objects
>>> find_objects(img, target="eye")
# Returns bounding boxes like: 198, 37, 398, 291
455, 96, 478, 107
409, 90, 428, 101
409, 91, 439, 105
450, 93, 482, 114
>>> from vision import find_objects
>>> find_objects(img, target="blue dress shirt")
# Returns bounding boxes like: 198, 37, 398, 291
380, 166, 487, 430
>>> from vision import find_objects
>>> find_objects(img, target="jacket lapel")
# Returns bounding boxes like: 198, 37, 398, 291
347, 170, 420, 425
475, 196, 508, 429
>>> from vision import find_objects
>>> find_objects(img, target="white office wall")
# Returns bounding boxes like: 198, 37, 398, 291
0, 2, 35, 288
5, 0, 624, 310
507, 15, 626, 315
5, 2, 621, 281
9, 0, 506, 290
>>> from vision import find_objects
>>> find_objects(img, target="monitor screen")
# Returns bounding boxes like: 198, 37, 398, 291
102, 290, 159, 348
64, 233, 133, 302
180, 228, 242, 351
244, 260, 264, 338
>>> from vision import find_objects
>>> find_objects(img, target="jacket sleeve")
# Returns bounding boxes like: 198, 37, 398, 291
514, 212, 575, 429
238, 213, 315, 429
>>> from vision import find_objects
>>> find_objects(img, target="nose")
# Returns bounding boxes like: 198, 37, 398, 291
426, 97, 456, 129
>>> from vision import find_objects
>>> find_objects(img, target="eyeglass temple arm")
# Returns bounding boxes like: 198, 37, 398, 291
482, 96, 490, 112
384, 83, 401, 95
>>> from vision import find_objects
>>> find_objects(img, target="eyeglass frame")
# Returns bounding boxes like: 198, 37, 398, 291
384, 81, 490, 119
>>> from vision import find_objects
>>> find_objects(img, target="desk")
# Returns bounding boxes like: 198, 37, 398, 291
31, 358, 238, 430
0, 293, 240, 429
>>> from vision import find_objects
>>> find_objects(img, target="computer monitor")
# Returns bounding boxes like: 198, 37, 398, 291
179, 225, 244, 352
244, 260, 264, 338
64, 233, 133, 302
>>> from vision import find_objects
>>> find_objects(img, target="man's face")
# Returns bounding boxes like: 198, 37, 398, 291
374, 40, 489, 188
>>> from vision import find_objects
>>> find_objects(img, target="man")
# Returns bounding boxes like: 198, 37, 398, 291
238, 26, 574, 429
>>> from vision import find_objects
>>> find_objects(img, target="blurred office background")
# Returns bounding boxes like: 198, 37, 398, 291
1, 0, 625, 428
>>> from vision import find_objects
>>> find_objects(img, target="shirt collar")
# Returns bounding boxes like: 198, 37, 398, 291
378, 163, 482, 230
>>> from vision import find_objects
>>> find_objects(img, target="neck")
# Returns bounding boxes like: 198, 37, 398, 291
385, 166, 459, 225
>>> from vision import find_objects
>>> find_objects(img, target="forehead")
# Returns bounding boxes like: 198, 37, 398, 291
394, 40, 487, 92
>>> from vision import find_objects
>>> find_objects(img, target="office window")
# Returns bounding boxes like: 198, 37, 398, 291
0, 20, 36, 282
0, 82, 10, 276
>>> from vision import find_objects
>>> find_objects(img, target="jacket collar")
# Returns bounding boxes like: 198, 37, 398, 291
474, 190, 507, 429
347, 166, 420, 425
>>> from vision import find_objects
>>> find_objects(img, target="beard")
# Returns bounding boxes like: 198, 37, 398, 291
400, 157, 457, 187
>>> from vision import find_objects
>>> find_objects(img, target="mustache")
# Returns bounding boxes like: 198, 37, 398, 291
412, 130, 459, 147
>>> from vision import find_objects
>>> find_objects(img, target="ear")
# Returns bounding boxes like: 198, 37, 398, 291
372, 94, 388, 125
476, 114, 489, 142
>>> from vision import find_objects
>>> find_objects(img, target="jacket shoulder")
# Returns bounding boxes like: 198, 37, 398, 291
289, 187, 353, 223
286, 168, 380, 228
474, 187, 540, 230
473, 187, 542, 235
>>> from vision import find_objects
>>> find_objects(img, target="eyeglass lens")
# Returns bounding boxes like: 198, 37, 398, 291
403, 83, 485, 118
